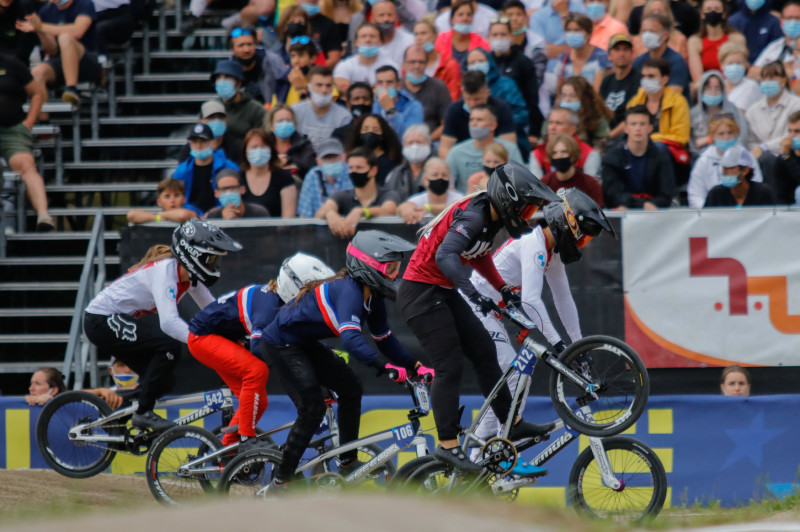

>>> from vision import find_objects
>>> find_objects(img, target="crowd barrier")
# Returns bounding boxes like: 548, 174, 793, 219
2, 394, 798, 507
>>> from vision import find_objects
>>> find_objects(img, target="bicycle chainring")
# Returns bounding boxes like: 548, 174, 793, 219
314, 472, 345, 491
479, 437, 517, 477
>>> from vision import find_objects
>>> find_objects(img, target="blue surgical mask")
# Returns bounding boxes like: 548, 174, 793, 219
641, 30, 663, 50
785, 19, 800, 39
215, 78, 237, 100
512, 25, 527, 35
218, 191, 241, 208
723, 63, 746, 83
247, 147, 271, 167
54, 0, 69, 6
406, 72, 428, 85
274, 120, 295, 139
760, 79, 782, 98
701, 92, 724, 107
423, 41, 435, 53
560, 100, 581, 112
300, 2, 321, 15
462, 102, 471, 114
745, 0, 764, 10
378, 87, 398, 98
207, 119, 226, 138
641, 78, 662, 94
564, 31, 586, 49
586, 1, 606, 21
453, 23, 473, 34
714, 138, 736, 152
720, 174, 740, 188
358, 45, 380, 58
468, 62, 490, 74
191, 147, 213, 160
321, 160, 344, 176
792, 136, 800, 150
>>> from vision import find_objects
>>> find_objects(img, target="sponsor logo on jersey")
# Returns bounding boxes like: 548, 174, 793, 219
535, 251, 546, 269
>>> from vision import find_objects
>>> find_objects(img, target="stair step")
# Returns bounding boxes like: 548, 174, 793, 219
132, 28, 228, 39
0, 256, 120, 265
11, 206, 154, 216
115, 93, 217, 103
5, 231, 120, 241
47, 183, 160, 193
149, 50, 230, 59
99, 115, 197, 125
134, 72, 211, 82
44, 160, 178, 171
0, 334, 70, 344
0, 308, 74, 317
67, 137, 187, 148
0, 281, 80, 291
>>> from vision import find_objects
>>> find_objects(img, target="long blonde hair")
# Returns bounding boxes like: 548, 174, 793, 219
290, 268, 350, 306
128, 244, 173, 273
418, 190, 485, 237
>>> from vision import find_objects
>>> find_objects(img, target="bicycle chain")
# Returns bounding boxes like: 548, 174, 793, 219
71, 421, 156, 456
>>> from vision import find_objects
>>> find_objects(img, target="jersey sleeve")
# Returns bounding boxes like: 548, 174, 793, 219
434, 206, 487, 300
188, 283, 215, 309
518, 236, 562, 345
366, 298, 416, 369
332, 285, 381, 366
148, 263, 191, 343
543, 253, 581, 344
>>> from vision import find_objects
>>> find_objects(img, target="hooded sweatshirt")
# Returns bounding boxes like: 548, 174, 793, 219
729, 0, 784, 63
690, 70, 749, 153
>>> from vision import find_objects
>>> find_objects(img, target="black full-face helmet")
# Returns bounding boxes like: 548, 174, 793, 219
170, 219, 242, 286
543, 188, 615, 264
486, 160, 562, 238
345, 230, 415, 300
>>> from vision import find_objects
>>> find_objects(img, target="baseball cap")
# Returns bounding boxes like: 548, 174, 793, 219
200, 100, 226, 118
720, 145, 756, 169
188, 123, 214, 141
608, 33, 632, 50
317, 138, 344, 158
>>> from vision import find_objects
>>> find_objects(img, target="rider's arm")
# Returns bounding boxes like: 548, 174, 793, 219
544, 253, 582, 343
332, 288, 383, 367
366, 299, 417, 370
434, 207, 493, 300
519, 236, 563, 345
188, 283, 215, 309
148, 264, 191, 343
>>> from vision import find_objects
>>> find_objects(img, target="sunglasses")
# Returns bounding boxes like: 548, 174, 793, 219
230, 28, 253, 38
347, 243, 402, 279
291, 35, 311, 45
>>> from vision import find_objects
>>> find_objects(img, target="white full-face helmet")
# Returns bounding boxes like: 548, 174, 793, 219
276, 252, 336, 303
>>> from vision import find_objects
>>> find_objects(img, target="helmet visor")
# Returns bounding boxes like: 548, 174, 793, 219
384, 261, 401, 279
347, 243, 401, 279
576, 234, 594, 249
520, 204, 540, 220
203, 253, 223, 272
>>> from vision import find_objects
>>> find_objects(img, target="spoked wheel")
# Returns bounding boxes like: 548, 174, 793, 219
36, 391, 119, 478
391, 455, 436, 486
568, 436, 667, 523
218, 449, 284, 498
549, 336, 649, 437
309, 443, 397, 484
398, 458, 458, 494
145, 425, 225, 505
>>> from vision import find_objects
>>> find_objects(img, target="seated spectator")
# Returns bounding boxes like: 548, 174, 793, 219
18, 0, 101, 105
371, 0, 414, 66
397, 157, 464, 224
434, 0, 490, 71
268, 104, 317, 185
746, 61, 800, 158
320, 0, 361, 53
601, 105, 676, 209
414, 17, 462, 102
728, 0, 782, 64
439, 70, 517, 158
705, 145, 775, 207
601, 33, 641, 137
274, 6, 327, 67
372, 65, 424, 139
540, 134, 604, 205
529, 0, 587, 60
206, 169, 270, 219
173, 123, 239, 217
503, 0, 548, 70
446, 104, 523, 192
385, 124, 433, 201
720, 365, 751, 396
332, 82, 374, 142
435, 0, 497, 38
687, 0, 745, 89
182, 0, 273, 36
297, 137, 353, 217
627, 0, 699, 40
293, 65, 352, 148
316, 147, 400, 237
127, 178, 198, 224
401, 44, 452, 142
179, 100, 242, 165
688, 115, 764, 208
587, 0, 628, 51
25, 367, 65, 406
345, 113, 402, 186
347, 0, 419, 48
631, 0, 689, 63
93, 0, 134, 55
555, 75, 612, 146
0, 0, 39, 66
333, 22, 398, 93
774, 110, 800, 204
210, 60, 267, 141
0, 53, 53, 231
690, 71, 748, 154
241, 129, 297, 218
718, 42, 761, 114
531, 106, 602, 177
295, 0, 342, 67
273, 39, 325, 106
752, 1, 800, 83
466, 141, 508, 191
546, 13, 610, 96
632, 12, 690, 99
83, 357, 138, 409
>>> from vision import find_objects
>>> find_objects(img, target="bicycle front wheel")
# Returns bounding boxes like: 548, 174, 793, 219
36, 391, 118, 478
218, 449, 284, 498
568, 436, 667, 523
145, 425, 224, 505
549, 336, 649, 437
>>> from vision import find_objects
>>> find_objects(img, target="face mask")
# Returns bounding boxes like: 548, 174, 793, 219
641, 78, 662, 94
378, 87, 397, 99
377, 21, 396, 39
723, 63, 746, 83
462, 102, 471, 114
564, 31, 586, 49
402, 143, 431, 163
551, 156, 572, 173
701, 92, 724, 107
784, 19, 800, 39
310, 88, 333, 107
760, 79, 782, 98
469, 125, 491, 140
560, 100, 581, 112
321, 160, 344, 176
453, 23, 473, 34
247, 146, 271, 166
745, 0, 764, 10
286, 21, 306, 37
641, 31, 663, 50
423, 41, 435, 53
468, 61, 490, 74
233, 55, 256, 67
714, 137, 736, 151
427, 177, 449, 195
207, 119, 226, 138
215, 79, 237, 100
351, 103, 372, 117
274, 120, 295, 139
219, 191, 241, 208
349, 170, 371, 187
512, 25, 527, 35
489, 38, 511, 54
406, 72, 428, 85
704, 11, 723, 26
54, 0, 69, 6
358, 45, 380, 58
191, 147, 213, 160
483, 164, 496, 175
111, 370, 139, 388
299, 2, 320, 15
360, 131, 382, 149
792, 136, 800, 151
586, 2, 606, 21
720, 174, 740, 188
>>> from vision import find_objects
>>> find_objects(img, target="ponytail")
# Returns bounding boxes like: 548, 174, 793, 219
417, 189, 485, 238
289, 268, 350, 307
128, 244, 173, 273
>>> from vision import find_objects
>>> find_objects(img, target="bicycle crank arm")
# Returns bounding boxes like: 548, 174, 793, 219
68, 431, 126, 443
492, 477, 537, 494
177, 465, 221, 476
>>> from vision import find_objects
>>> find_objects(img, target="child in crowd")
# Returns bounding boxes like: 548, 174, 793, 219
127, 178, 198, 225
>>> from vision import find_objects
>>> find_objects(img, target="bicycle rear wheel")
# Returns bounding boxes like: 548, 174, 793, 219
568, 436, 667, 523
145, 425, 224, 505
310, 443, 397, 483
397, 458, 457, 494
391, 455, 436, 486
218, 449, 284, 498
36, 391, 118, 478
549, 336, 649, 437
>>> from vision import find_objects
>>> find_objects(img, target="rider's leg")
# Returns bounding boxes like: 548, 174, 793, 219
473, 314, 517, 442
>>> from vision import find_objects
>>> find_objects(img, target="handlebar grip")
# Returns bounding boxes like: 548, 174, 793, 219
420, 373, 433, 385
386, 368, 400, 381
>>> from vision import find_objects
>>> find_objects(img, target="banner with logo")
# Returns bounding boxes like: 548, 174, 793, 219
622, 209, 800, 368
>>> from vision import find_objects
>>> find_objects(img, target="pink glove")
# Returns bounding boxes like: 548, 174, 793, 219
416, 365, 435, 381
385, 363, 408, 383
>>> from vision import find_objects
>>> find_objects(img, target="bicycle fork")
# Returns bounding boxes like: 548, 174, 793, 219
578, 407, 621, 491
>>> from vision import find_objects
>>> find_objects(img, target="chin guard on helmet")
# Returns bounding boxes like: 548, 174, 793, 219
171, 220, 242, 286
345, 230, 415, 300
486, 161, 561, 239
543, 188, 613, 265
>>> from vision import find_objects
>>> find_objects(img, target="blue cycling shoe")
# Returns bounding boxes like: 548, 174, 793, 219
500, 460, 548, 478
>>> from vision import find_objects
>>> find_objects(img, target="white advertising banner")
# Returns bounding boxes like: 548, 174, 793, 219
622, 208, 800, 367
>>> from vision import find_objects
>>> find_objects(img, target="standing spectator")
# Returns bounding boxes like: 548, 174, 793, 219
179, 100, 242, 165
414, 17, 462, 102
183, 0, 273, 35
205, 169, 270, 219
268, 104, 317, 185
630, 0, 688, 62
0, 0, 39, 66
774, 110, 800, 204
127, 178, 197, 224
632, 12, 690, 99
540, 134, 604, 205
434, 0, 490, 70
332, 82, 374, 142
385, 124, 433, 201
503, 0, 547, 66
746, 61, 800, 157
704, 145, 775, 207
547, 13, 611, 95
531, 106, 602, 177
240, 129, 297, 218
751, 1, 800, 80
333, 22, 398, 93
295, 0, 342, 67
25, 367, 65, 405
396, 157, 464, 224
690, 71, 748, 154
372, 65, 424, 139
344, 113, 403, 185
601, 105, 676, 209
435, 0, 498, 38
18, 0, 100, 105
210, 60, 267, 141
372, 0, 414, 66
556, 76, 612, 146
293, 65, 352, 147
92, 0, 134, 55
718, 42, 761, 113
627, 0, 699, 39
297, 138, 353, 217
229, 25, 288, 105
401, 44, 452, 142
172, 123, 239, 217
587, 0, 629, 51
601, 33, 641, 137
0, 53, 53, 230
728, 0, 783, 63
529, 0, 587, 60
687, 0, 745, 87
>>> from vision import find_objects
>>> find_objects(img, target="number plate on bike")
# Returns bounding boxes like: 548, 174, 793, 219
203, 390, 225, 411
392, 423, 415, 448
512, 347, 536, 375
413, 382, 430, 414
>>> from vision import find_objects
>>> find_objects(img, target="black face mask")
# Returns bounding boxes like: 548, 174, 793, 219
377, 21, 396, 39
483, 165, 496, 176
360, 132, 382, 149
349, 170, 371, 187
427, 178, 449, 195
286, 22, 306, 38
300, 65, 311, 76
351, 104, 372, 118
233, 55, 256, 67
704, 11, 723, 26
551, 156, 573, 173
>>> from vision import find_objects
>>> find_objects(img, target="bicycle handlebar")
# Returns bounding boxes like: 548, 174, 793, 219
496, 303, 538, 330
